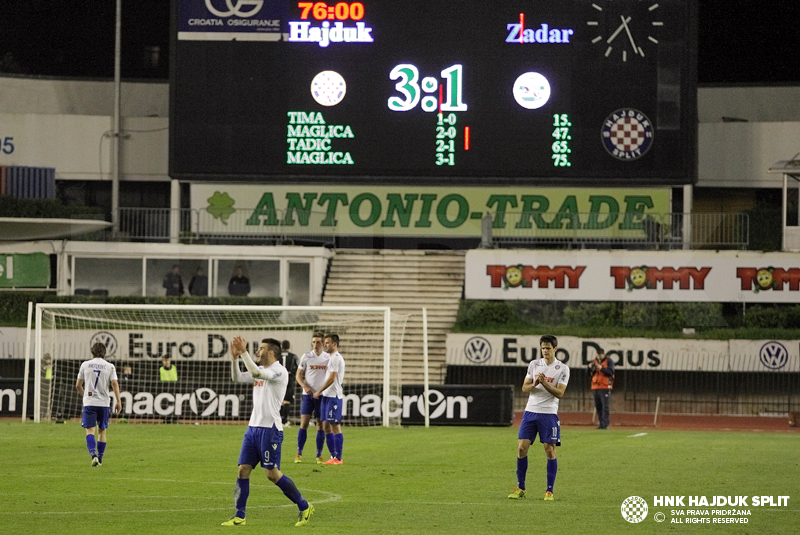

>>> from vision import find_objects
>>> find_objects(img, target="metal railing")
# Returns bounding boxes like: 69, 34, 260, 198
110, 208, 749, 250
486, 211, 749, 250
116, 207, 338, 246
447, 364, 799, 417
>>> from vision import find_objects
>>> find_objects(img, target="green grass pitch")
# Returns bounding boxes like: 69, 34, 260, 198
1, 422, 798, 535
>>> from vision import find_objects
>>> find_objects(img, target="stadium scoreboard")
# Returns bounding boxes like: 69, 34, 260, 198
170, 0, 696, 184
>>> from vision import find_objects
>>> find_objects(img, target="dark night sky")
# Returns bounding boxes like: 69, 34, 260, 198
0, 0, 799, 84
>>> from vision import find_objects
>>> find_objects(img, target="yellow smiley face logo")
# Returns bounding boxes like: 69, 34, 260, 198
506, 266, 522, 287
629, 268, 647, 288
756, 269, 773, 289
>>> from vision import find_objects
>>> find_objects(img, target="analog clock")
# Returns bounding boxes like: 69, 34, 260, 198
587, 1, 664, 62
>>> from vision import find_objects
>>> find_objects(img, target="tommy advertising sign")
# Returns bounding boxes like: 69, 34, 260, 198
466, 249, 800, 303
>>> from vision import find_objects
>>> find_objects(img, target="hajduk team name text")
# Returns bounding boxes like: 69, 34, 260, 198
288, 21, 373, 47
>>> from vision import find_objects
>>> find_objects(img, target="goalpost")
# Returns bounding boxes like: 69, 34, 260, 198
29, 304, 411, 427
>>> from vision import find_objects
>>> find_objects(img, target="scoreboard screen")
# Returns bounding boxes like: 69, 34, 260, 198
170, 0, 696, 184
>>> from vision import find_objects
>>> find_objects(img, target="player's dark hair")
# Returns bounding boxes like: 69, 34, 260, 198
91, 342, 106, 358
262, 338, 281, 357
540, 334, 558, 348
312, 331, 325, 339
325, 333, 340, 346
597, 347, 605, 356
282, 339, 291, 350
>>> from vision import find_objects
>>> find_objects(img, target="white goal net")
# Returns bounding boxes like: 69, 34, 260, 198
30, 304, 410, 427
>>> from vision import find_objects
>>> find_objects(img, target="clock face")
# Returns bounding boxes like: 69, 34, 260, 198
587, 1, 664, 62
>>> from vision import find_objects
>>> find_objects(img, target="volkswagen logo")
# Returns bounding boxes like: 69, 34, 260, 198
759, 341, 788, 370
464, 336, 492, 364
205, 0, 263, 18
90, 331, 118, 358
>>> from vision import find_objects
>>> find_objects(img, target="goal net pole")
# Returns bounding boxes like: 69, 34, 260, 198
382, 307, 391, 428
423, 307, 430, 428
34, 303, 43, 423
22, 301, 33, 423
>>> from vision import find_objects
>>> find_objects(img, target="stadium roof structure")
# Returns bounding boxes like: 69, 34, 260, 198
0, 217, 111, 241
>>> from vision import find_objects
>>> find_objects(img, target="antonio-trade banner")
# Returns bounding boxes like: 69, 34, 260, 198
466, 249, 800, 303
190, 184, 669, 238
447, 334, 800, 373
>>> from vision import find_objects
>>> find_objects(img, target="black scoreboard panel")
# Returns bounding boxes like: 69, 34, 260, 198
170, 0, 696, 184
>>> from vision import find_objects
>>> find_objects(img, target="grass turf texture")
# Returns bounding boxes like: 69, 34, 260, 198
1, 423, 798, 535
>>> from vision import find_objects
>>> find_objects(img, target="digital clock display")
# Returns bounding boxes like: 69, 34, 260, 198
298, 2, 365, 21
171, 0, 696, 185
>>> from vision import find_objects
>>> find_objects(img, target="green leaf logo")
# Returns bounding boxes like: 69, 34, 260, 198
207, 191, 236, 224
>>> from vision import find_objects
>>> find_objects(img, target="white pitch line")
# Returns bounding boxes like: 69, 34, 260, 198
627, 432, 649, 437
1, 488, 341, 516
29, 474, 241, 486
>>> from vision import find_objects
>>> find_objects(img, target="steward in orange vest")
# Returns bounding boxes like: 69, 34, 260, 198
589, 349, 614, 429
590, 352, 614, 390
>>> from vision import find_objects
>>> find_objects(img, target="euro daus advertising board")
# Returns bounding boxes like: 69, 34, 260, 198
171, 0, 696, 184
36, 330, 312, 360
447, 334, 800, 372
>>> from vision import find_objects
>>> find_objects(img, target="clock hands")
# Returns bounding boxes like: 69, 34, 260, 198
591, 2, 662, 61
606, 16, 631, 44
620, 15, 644, 57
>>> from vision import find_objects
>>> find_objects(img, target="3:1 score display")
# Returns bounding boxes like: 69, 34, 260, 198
552, 113, 572, 167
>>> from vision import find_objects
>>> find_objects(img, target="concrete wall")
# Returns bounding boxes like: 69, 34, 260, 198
698, 85, 800, 123
697, 122, 800, 189
0, 76, 168, 117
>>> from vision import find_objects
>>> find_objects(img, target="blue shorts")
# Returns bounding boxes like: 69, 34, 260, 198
518, 412, 561, 446
81, 406, 110, 430
321, 396, 343, 424
238, 425, 283, 470
300, 394, 322, 418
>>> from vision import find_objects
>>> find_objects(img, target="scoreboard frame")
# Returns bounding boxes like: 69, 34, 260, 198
169, 0, 698, 186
